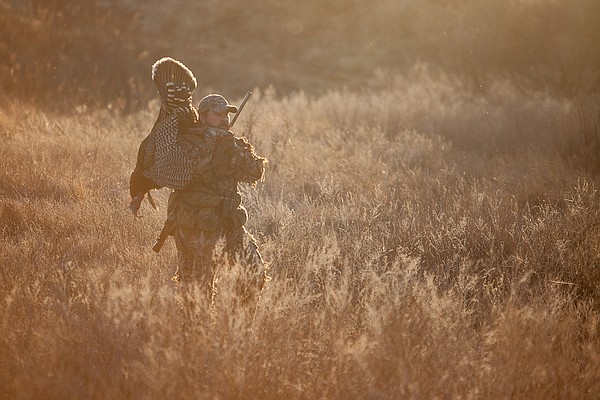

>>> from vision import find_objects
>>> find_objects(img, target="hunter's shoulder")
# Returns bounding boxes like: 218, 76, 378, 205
187, 126, 233, 139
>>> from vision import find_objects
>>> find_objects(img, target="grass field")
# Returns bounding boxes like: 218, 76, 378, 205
1, 71, 600, 399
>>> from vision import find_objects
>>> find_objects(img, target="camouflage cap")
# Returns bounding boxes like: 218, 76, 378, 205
197, 94, 238, 114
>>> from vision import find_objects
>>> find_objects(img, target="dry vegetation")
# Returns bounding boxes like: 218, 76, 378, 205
1, 69, 600, 399
2, 0, 600, 398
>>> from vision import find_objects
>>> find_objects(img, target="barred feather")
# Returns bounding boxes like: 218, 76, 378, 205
152, 57, 197, 115
143, 110, 196, 190
141, 57, 199, 189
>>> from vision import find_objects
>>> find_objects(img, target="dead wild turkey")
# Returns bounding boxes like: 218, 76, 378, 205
129, 57, 199, 217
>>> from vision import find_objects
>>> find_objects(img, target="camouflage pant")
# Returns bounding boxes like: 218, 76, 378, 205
173, 224, 265, 297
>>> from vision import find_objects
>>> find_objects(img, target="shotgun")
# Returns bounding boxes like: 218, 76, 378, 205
229, 91, 252, 128
152, 218, 176, 253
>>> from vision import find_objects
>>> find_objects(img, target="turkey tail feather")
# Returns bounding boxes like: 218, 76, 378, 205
151, 57, 197, 113
140, 57, 199, 190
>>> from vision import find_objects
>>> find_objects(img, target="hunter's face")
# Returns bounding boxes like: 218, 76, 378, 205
202, 110, 230, 129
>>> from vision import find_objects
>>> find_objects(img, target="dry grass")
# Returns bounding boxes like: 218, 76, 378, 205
1, 74, 600, 399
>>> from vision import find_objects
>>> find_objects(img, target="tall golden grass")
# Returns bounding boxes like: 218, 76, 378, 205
1, 72, 599, 399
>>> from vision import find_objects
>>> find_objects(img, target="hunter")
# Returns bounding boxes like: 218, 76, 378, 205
129, 58, 267, 300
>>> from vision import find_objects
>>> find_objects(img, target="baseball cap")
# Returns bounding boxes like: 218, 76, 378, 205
197, 94, 238, 114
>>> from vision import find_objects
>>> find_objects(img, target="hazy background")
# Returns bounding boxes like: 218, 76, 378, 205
1, 0, 599, 112
2, 1, 600, 398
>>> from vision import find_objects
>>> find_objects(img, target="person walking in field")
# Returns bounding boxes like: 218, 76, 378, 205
167, 93, 267, 293
129, 57, 267, 301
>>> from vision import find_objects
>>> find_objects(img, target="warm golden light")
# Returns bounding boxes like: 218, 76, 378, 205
1, 0, 599, 398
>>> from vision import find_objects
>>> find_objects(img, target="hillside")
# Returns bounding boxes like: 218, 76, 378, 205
1, 0, 600, 111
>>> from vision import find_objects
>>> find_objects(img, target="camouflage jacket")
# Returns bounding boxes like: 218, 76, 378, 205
168, 126, 266, 231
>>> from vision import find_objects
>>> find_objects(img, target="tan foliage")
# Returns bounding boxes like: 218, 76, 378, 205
1, 76, 600, 398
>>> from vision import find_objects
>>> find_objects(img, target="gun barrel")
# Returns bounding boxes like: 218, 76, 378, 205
152, 237, 166, 253
152, 220, 176, 253
230, 91, 252, 128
